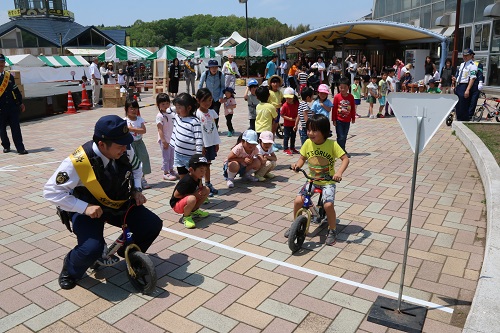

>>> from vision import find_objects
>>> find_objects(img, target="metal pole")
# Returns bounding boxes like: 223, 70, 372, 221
452, 0, 461, 68
245, 1, 250, 78
397, 115, 423, 312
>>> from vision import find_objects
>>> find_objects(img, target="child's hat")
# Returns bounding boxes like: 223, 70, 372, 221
259, 131, 274, 144
189, 154, 211, 169
283, 87, 296, 98
247, 78, 259, 87
242, 130, 258, 145
267, 74, 283, 87
428, 78, 436, 84
318, 84, 330, 94
223, 87, 235, 95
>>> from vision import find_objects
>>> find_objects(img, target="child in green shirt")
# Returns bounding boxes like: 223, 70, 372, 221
427, 79, 442, 94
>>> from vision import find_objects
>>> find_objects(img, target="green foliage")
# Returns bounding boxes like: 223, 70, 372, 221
101, 15, 310, 50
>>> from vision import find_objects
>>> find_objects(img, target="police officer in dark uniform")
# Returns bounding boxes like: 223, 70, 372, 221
0, 53, 28, 154
43, 115, 163, 290
453, 48, 477, 121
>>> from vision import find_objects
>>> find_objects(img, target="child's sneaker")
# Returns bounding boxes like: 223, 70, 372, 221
206, 182, 218, 197
325, 229, 337, 246
255, 175, 266, 182
227, 178, 234, 188
183, 216, 196, 229
227, 131, 233, 137
283, 149, 293, 156
377, 113, 385, 118
355, 113, 361, 118
170, 169, 179, 178
291, 148, 300, 154
163, 173, 177, 181
264, 173, 275, 179
192, 209, 209, 217
244, 174, 259, 182
141, 178, 151, 189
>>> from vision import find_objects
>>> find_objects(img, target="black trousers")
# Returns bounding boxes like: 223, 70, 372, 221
211, 101, 221, 127
66, 204, 162, 279
0, 106, 25, 152
226, 114, 234, 133
455, 84, 472, 121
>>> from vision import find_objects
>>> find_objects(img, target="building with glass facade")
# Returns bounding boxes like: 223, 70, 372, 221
372, 0, 500, 87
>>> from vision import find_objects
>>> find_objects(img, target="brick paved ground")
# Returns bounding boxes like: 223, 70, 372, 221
0, 83, 486, 332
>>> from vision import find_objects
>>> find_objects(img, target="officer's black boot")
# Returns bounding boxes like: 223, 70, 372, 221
59, 253, 76, 290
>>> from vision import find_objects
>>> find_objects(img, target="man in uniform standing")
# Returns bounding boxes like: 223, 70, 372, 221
0, 54, 28, 155
453, 48, 477, 121
89, 57, 102, 107
184, 59, 197, 95
222, 54, 240, 90
43, 115, 163, 290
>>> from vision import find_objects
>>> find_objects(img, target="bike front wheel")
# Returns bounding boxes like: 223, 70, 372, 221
127, 250, 157, 295
472, 106, 484, 122
288, 215, 308, 253
445, 112, 454, 126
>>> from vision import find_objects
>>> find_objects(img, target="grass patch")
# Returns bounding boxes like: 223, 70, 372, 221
465, 123, 500, 165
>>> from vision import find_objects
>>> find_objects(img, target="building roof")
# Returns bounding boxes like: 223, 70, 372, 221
100, 29, 126, 45
269, 20, 448, 53
0, 18, 120, 47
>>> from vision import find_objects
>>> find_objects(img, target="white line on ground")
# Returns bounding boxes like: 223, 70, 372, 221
162, 226, 454, 313
0, 160, 60, 172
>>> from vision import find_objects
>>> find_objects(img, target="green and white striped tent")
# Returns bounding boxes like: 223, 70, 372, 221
38, 55, 89, 67
194, 47, 217, 59
98, 45, 153, 62
224, 38, 274, 58
4, 54, 44, 67
147, 45, 194, 61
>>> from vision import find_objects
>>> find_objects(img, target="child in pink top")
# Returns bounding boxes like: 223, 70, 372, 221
156, 93, 178, 181
222, 87, 237, 137
223, 130, 261, 188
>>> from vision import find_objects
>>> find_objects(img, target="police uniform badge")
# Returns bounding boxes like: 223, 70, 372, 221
56, 171, 69, 185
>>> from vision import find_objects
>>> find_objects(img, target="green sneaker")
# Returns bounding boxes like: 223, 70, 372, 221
192, 209, 209, 217
183, 215, 196, 229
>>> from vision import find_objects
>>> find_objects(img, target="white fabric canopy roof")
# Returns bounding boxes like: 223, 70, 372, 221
5, 54, 45, 67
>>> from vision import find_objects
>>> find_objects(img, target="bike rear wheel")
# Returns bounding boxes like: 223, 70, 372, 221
472, 106, 484, 122
288, 215, 308, 253
496, 115, 500, 122
127, 250, 157, 295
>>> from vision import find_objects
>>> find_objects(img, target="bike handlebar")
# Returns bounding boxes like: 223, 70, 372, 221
289, 167, 335, 182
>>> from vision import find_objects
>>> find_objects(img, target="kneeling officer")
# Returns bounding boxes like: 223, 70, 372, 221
44, 115, 163, 290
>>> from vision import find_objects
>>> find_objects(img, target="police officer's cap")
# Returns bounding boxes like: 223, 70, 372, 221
94, 115, 133, 145
0, 54, 5, 62
463, 48, 475, 56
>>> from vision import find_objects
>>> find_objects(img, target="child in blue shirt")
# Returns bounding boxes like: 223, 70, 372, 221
310, 84, 332, 118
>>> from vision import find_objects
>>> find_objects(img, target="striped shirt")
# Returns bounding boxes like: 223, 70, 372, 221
298, 101, 313, 129
170, 115, 203, 157
298, 72, 308, 85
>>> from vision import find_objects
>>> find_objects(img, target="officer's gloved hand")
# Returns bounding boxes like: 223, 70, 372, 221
478, 81, 484, 91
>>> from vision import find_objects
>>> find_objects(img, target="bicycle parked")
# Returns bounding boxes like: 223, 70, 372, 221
472, 92, 500, 122
287, 167, 333, 253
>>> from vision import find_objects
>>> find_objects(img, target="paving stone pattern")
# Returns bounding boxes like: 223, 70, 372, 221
0, 84, 486, 332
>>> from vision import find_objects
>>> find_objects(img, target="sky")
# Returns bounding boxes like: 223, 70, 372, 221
0, 0, 374, 30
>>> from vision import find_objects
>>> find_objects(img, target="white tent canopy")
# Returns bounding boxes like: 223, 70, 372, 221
5, 54, 44, 67
223, 38, 274, 58
217, 31, 246, 48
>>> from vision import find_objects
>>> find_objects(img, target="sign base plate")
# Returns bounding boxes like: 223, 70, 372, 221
367, 296, 428, 333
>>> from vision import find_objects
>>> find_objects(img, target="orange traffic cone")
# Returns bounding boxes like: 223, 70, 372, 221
134, 95, 141, 116
66, 91, 77, 114
78, 83, 92, 110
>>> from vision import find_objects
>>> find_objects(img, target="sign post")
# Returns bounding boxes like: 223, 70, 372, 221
367, 93, 458, 333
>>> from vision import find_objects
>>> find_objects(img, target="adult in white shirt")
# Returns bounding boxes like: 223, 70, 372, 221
89, 57, 102, 107
311, 56, 326, 83
345, 55, 358, 84
222, 54, 240, 90
106, 63, 116, 85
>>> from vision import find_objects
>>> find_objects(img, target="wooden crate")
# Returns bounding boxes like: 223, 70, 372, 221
102, 84, 121, 98
103, 96, 126, 108
236, 78, 246, 86
16, 84, 24, 97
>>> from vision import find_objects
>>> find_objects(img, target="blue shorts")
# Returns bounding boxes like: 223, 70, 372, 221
204, 145, 217, 161
174, 153, 190, 175
274, 109, 281, 123
223, 161, 247, 179
355, 99, 361, 105
379, 96, 386, 106
298, 182, 336, 204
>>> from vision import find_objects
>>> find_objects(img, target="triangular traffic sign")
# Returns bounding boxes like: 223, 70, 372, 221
388, 93, 458, 154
